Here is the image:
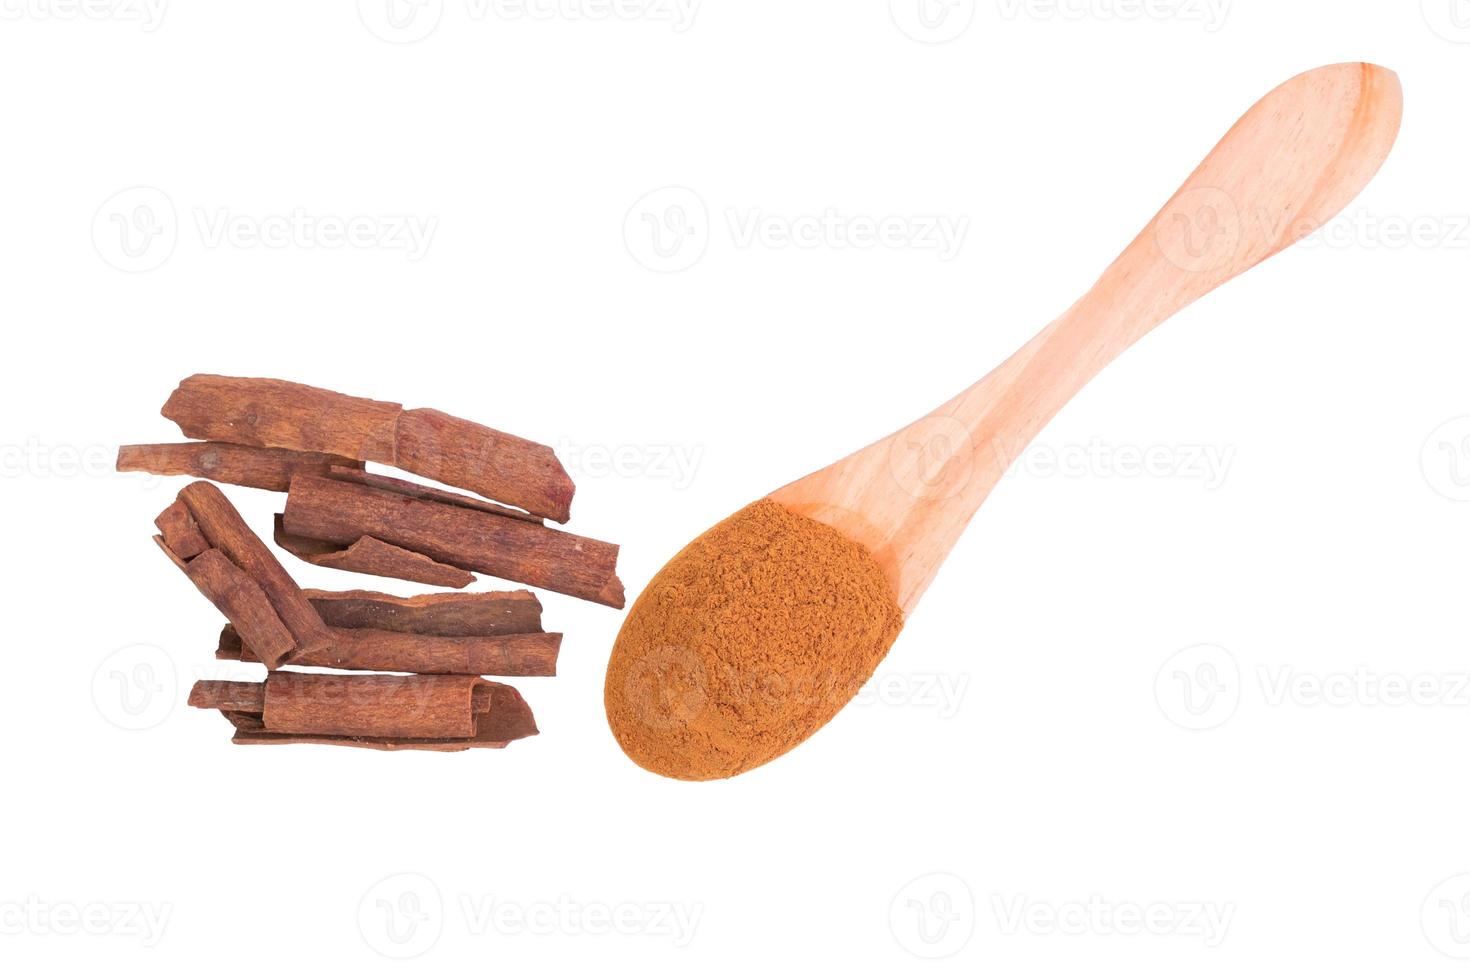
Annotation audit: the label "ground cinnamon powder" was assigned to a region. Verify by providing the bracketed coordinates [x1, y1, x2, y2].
[604, 498, 905, 780]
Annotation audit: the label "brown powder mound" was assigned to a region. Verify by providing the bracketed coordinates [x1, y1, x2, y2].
[604, 498, 905, 780]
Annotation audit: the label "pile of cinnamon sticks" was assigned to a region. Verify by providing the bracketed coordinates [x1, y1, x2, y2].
[121, 375, 622, 751]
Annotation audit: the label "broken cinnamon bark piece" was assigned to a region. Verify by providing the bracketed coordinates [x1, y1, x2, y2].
[117, 443, 363, 493]
[283, 475, 624, 608]
[188, 679, 267, 713]
[173, 482, 332, 654]
[302, 588, 544, 636]
[323, 467, 543, 524]
[188, 673, 539, 750]
[161, 375, 575, 522]
[273, 516, 475, 589]
[154, 500, 209, 559]
[218, 625, 560, 676]
[156, 538, 296, 668]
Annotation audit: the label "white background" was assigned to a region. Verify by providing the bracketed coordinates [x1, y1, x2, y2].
[3, 0, 1469, 976]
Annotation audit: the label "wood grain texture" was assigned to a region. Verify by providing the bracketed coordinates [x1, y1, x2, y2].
[156, 538, 296, 668]
[323, 466, 543, 523]
[188, 680, 266, 713]
[161, 375, 575, 522]
[218, 625, 561, 676]
[273, 515, 476, 589]
[283, 474, 624, 608]
[117, 442, 363, 492]
[177, 481, 333, 653]
[769, 63, 1403, 614]
[261, 672, 482, 739]
[154, 500, 209, 559]
[192, 677, 539, 750]
[301, 588, 544, 636]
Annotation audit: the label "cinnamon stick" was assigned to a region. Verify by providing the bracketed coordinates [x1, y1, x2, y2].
[154, 500, 209, 559]
[282, 475, 624, 608]
[188, 673, 538, 748]
[218, 625, 560, 676]
[302, 588, 543, 636]
[175, 482, 332, 654]
[118, 443, 363, 493]
[161, 375, 575, 522]
[273, 515, 475, 589]
[188, 679, 266, 713]
[159, 542, 295, 668]
[226, 679, 537, 750]
[324, 467, 542, 524]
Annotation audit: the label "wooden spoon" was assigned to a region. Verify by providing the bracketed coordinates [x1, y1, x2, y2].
[608, 63, 1403, 779]
[775, 61, 1402, 613]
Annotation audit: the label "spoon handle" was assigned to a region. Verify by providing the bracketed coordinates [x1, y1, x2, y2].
[772, 63, 1402, 614]
[968, 63, 1402, 449]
